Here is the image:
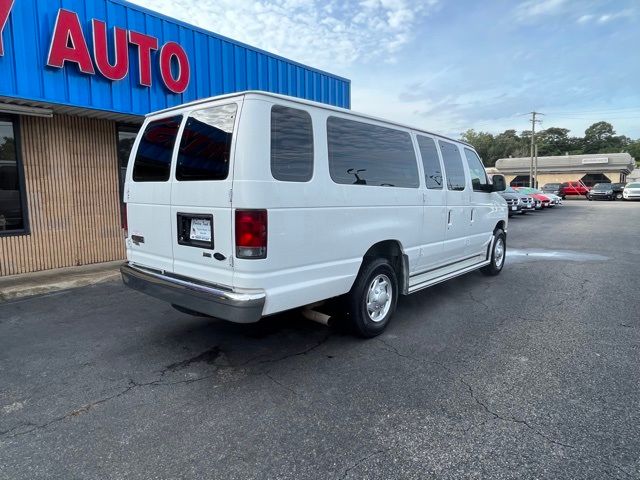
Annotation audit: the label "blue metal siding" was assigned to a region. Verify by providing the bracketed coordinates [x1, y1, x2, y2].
[0, 0, 350, 116]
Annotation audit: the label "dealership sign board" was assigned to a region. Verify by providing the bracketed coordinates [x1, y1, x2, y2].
[1, 1, 190, 93]
[0, 0, 349, 117]
[47, 9, 190, 94]
[581, 158, 609, 165]
[0, 0, 12, 57]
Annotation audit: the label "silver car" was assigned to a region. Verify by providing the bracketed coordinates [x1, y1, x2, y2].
[623, 182, 640, 200]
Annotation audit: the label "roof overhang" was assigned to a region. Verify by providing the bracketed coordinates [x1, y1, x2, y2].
[0, 97, 143, 124]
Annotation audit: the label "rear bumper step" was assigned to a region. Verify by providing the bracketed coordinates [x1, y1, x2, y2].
[120, 263, 265, 324]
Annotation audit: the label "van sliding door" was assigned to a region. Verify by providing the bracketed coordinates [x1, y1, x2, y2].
[439, 140, 470, 263]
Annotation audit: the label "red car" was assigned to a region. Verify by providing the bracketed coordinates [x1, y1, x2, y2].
[560, 181, 590, 197]
[514, 187, 551, 209]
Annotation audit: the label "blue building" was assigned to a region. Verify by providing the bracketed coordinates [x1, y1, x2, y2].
[0, 0, 350, 276]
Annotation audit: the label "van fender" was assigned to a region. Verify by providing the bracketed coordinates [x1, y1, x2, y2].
[358, 240, 409, 296]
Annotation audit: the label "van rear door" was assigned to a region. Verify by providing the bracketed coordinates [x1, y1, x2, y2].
[170, 100, 241, 288]
[125, 115, 183, 273]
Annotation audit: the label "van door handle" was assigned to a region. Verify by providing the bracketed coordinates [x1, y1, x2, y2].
[470, 208, 474, 223]
[447, 210, 452, 226]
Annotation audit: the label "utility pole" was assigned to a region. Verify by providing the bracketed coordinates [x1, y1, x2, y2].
[528, 111, 543, 188]
[534, 144, 538, 189]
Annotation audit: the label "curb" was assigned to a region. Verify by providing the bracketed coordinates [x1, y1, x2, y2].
[0, 261, 122, 303]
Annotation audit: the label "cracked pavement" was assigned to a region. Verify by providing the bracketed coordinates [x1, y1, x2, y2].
[1, 202, 639, 479]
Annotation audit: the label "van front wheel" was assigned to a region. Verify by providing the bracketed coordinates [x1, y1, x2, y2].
[480, 229, 506, 276]
[347, 258, 398, 338]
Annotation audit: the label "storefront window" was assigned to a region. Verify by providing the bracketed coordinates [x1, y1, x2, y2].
[117, 125, 139, 197]
[0, 116, 29, 236]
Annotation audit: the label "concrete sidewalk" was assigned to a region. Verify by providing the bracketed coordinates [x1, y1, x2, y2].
[0, 261, 121, 302]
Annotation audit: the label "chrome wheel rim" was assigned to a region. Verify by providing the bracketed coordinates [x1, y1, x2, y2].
[494, 237, 505, 268]
[366, 274, 392, 322]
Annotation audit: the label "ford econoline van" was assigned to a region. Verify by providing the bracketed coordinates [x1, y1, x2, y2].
[121, 92, 508, 337]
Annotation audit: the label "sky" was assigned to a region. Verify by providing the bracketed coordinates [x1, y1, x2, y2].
[130, 0, 640, 139]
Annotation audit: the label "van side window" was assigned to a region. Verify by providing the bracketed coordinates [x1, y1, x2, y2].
[463, 148, 489, 191]
[438, 140, 466, 191]
[176, 104, 237, 181]
[327, 117, 419, 188]
[133, 116, 182, 182]
[416, 135, 443, 189]
[271, 105, 313, 182]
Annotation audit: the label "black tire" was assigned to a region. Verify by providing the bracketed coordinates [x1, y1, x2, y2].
[346, 258, 398, 338]
[616, 193, 623, 200]
[480, 229, 506, 276]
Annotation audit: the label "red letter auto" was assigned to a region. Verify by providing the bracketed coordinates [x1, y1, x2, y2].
[45, 8, 190, 94]
[0, 0, 14, 56]
[47, 9, 95, 74]
[92, 19, 129, 81]
[159, 42, 190, 94]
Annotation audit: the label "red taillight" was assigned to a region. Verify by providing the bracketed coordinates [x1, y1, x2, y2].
[235, 209, 267, 259]
[121, 204, 128, 238]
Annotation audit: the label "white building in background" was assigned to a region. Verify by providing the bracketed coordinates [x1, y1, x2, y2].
[495, 153, 636, 187]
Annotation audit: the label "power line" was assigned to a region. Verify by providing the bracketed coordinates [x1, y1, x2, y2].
[545, 106, 640, 115]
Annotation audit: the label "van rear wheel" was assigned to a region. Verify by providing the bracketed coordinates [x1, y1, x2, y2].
[346, 258, 398, 338]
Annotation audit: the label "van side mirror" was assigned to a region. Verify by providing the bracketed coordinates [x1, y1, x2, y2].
[491, 174, 506, 192]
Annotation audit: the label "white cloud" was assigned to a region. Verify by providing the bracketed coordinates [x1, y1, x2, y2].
[127, 0, 438, 70]
[514, 0, 568, 21]
[597, 9, 634, 23]
[576, 14, 594, 24]
[575, 8, 635, 25]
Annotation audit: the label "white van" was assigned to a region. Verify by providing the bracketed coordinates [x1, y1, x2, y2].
[121, 91, 508, 337]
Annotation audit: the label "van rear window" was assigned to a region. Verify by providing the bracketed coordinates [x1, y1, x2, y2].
[327, 117, 419, 188]
[132, 116, 182, 182]
[176, 104, 237, 181]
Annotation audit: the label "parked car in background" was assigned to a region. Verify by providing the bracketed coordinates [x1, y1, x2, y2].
[505, 187, 536, 213]
[542, 192, 563, 205]
[587, 183, 615, 201]
[542, 183, 564, 198]
[623, 182, 640, 201]
[498, 189, 522, 216]
[561, 181, 590, 197]
[612, 183, 626, 201]
[515, 187, 552, 209]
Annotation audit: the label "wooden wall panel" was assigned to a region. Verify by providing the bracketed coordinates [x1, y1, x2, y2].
[0, 114, 125, 277]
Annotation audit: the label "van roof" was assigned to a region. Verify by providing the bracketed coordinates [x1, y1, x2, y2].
[149, 91, 473, 148]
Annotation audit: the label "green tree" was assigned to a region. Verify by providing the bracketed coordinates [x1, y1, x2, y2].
[583, 121, 616, 153]
[460, 129, 494, 165]
[458, 120, 638, 166]
[489, 129, 525, 163]
[537, 127, 571, 156]
[624, 140, 640, 164]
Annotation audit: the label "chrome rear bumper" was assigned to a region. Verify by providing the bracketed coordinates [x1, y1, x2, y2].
[120, 263, 265, 323]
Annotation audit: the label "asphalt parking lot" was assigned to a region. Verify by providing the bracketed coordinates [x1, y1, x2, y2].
[1, 201, 639, 480]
